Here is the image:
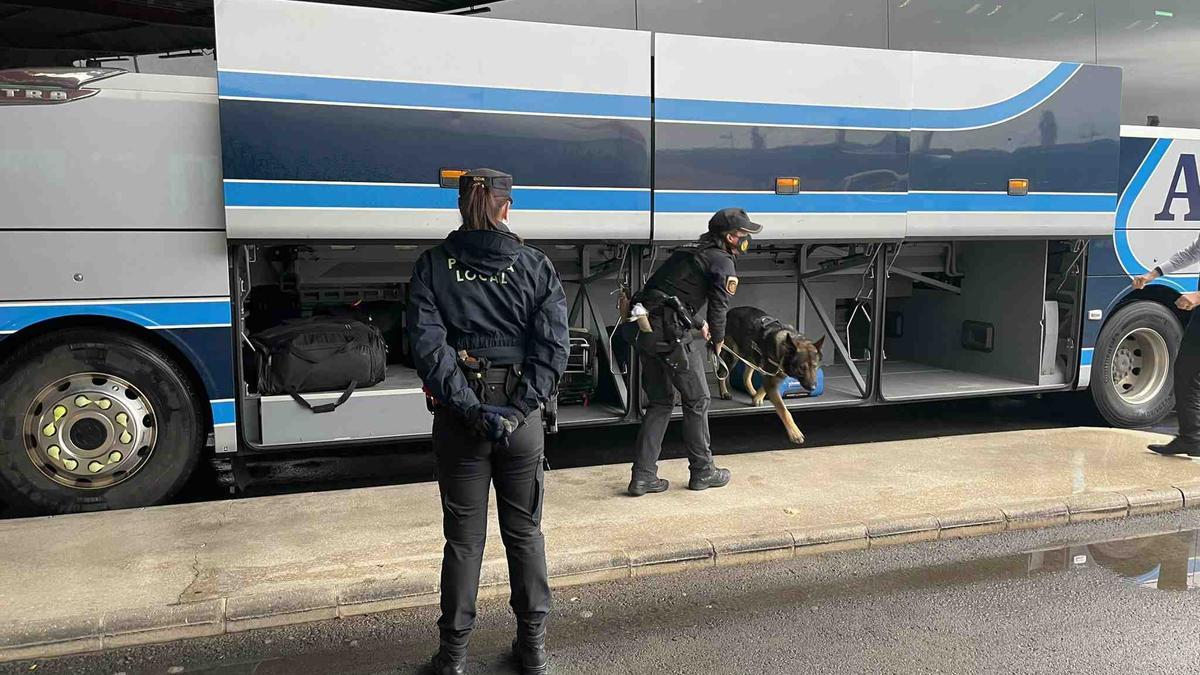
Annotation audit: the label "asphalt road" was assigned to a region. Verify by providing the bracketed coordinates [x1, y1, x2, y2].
[7, 510, 1197, 674]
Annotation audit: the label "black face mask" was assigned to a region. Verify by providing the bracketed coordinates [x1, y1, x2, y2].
[732, 232, 751, 253]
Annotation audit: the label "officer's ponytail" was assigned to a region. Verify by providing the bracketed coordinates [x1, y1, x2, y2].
[459, 182, 510, 232]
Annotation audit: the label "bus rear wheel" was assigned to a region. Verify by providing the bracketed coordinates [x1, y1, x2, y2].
[0, 328, 203, 514]
[1090, 301, 1182, 428]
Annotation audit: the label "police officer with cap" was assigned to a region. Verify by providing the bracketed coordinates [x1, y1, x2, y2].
[626, 207, 762, 496]
[408, 168, 569, 674]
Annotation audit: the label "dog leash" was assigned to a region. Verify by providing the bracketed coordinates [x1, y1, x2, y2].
[711, 343, 785, 385]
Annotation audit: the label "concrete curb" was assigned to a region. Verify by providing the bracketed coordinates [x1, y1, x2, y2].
[4, 481, 1200, 663]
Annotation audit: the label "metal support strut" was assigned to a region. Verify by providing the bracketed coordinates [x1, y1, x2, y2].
[797, 246, 869, 397]
[567, 248, 629, 412]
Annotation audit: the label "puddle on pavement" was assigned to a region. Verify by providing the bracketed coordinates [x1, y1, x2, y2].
[95, 530, 1200, 675]
[855, 528, 1200, 594]
[1037, 529, 1199, 591]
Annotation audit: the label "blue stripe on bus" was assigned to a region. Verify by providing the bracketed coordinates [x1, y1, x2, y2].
[655, 191, 1114, 214]
[1114, 138, 1173, 279]
[657, 63, 1080, 131]
[224, 182, 652, 211]
[656, 98, 912, 131]
[211, 400, 236, 426]
[1081, 348, 1093, 366]
[225, 183, 1114, 214]
[0, 299, 232, 333]
[218, 71, 652, 120]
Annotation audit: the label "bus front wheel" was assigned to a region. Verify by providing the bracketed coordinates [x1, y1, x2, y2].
[0, 328, 203, 514]
[1090, 301, 1182, 428]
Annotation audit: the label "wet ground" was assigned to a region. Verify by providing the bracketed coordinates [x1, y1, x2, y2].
[7, 510, 1198, 674]
[0, 391, 1173, 520]
[183, 392, 1175, 505]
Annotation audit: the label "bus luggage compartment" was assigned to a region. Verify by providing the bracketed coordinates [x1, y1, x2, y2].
[237, 243, 630, 448]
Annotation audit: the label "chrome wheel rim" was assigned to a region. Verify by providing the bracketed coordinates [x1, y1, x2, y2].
[24, 373, 157, 489]
[1111, 328, 1170, 406]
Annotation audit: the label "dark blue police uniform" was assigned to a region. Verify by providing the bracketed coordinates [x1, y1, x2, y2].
[408, 214, 568, 670]
[628, 208, 762, 495]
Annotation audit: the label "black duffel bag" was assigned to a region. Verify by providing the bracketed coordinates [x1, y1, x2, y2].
[253, 317, 386, 414]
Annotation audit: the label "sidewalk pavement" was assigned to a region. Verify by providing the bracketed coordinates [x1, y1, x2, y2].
[3, 426, 1200, 661]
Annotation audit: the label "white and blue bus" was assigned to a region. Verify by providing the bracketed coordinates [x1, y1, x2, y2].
[1, 0, 1195, 513]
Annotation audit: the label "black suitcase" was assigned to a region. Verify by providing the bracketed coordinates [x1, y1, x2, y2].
[252, 317, 387, 413]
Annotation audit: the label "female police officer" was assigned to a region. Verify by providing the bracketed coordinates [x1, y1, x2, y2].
[408, 169, 569, 675]
[627, 208, 761, 496]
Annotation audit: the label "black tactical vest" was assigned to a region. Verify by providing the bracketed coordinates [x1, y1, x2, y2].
[643, 247, 709, 314]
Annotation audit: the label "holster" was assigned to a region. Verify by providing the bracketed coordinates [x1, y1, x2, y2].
[543, 384, 559, 435]
[628, 307, 691, 375]
[456, 350, 559, 434]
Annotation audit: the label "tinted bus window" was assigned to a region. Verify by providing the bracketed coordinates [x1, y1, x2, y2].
[470, 0, 636, 30]
[1097, 1, 1200, 128]
[889, 0, 1095, 63]
[637, 0, 887, 48]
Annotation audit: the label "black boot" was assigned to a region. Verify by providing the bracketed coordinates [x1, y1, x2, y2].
[1149, 438, 1200, 457]
[512, 623, 549, 675]
[429, 646, 467, 675]
[627, 477, 669, 497]
[688, 466, 731, 491]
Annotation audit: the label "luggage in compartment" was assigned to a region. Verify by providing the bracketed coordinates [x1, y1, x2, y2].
[312, 299, 410, 365]
[252, 317, 387, 413]
[558, 328, 599, 405]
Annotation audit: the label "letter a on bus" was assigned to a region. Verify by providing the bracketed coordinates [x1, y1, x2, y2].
[1155, 154, 1200, 221]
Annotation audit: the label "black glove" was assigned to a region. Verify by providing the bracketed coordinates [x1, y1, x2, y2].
[466, 407, 508, 444]
[480, 404, 525, 439]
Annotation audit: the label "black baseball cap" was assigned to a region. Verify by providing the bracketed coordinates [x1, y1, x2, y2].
[708, 207, 763, 235]
[458, 168, 513, 199]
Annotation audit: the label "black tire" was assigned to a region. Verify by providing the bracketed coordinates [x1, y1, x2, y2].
[1090, 300, 1182, 428]
[0, 328, 204, 514]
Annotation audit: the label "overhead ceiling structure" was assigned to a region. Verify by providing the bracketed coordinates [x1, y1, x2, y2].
[0, 0, 497, 67]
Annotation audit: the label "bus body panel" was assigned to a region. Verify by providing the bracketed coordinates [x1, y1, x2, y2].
[0, 77, 222, 231]
[908, 55, 1120, 241]
[650, 32, 1121, 242]
[652, 32, 910, 242]
[0, 71, 237, 453]
[1080, 127, 1200, 389]
[214, 0, 652, 242]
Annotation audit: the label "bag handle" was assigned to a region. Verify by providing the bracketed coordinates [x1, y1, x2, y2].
[277, 336, 358, 413]
[288, 380, 358, 414]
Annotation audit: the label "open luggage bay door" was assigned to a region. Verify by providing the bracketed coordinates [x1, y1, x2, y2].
[214, 0, 652, 241]
[651, 31, 1121, 242]
[906, 52, 1122, 240]
[651, 32, 913, 243]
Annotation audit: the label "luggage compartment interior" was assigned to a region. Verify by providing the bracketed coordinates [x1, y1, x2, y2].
[235, 242, 632, 448]
[880, 239, 1083, 401]
[637, 242, 875, 416]
[232, 236, 1084, 446]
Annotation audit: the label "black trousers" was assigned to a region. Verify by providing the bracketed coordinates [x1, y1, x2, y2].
[631, 339, 715, 482]
[1175, 313, 1200, 444]
[431, 404, 549, 652]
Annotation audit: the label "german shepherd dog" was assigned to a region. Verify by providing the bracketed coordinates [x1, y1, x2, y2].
[717, 306, 824, 446]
